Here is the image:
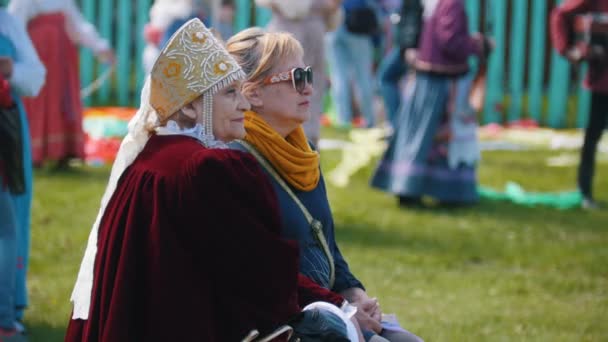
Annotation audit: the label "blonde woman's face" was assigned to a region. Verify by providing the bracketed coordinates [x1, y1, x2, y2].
[212, 80, 251, 141]
[253, 54, 313, 135]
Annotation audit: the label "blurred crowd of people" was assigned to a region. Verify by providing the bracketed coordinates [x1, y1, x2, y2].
[0, 0, 606, 341]
[255, 0, 605, 210]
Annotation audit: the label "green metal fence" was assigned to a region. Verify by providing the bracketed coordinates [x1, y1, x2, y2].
[72, 0, 589, 128]
[77, 0, 150, 107]
[464, 0, 590, 128]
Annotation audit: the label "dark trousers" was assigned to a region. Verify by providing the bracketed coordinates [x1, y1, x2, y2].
[578, 92, 608, 199]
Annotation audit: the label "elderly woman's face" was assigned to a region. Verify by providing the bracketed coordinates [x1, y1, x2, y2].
[181, 80, 250, 141]
[211, 80, 250, 141]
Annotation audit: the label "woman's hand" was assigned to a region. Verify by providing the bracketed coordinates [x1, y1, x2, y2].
[369, 298, 382, 322]
[352, 299, 383, 333]
[566, 45, 588, 64]
[0, 56, 14, 79]
[404, 48, 418, 65]
[361, 297, 382, 323]
[341, 287, 383, 333]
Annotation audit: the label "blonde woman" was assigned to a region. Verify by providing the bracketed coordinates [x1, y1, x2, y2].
[227, 28, 423, 342]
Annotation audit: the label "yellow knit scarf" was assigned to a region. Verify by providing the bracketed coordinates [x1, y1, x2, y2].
[243, 110, 320, 191]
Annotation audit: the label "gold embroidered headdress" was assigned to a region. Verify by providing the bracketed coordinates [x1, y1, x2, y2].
[150, 18, 245, 146]
[70, 18, 245, 320]
[150, 18, 243, 120]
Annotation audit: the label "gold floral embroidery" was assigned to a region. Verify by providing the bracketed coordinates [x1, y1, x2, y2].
[213, 61, 229, 76]
[163, 62, 182, 78]
[192, 31, 207, 44]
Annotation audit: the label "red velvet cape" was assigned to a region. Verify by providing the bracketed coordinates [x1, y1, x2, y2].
[65, 135, 302, 341]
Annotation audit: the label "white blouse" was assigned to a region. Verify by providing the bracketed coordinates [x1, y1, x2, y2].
[155, 120, 228, 149]
[155, 120, 206, 142]
[8, 0, 109, 54]
[0, 9, 46, 97]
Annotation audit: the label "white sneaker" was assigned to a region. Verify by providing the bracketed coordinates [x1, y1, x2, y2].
[582, 197, 601, 210]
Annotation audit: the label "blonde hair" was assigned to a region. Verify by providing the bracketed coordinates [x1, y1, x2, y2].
[226, 27, 304, 93]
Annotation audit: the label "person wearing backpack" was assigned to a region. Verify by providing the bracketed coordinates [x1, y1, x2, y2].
[326, 0, 381, 128]
[376, 0, 423, 129]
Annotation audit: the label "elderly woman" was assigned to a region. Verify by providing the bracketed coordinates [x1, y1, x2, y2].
[64, 19, 341, 342]
[227, 28, 423, 342]
[0, 6, 45, 341]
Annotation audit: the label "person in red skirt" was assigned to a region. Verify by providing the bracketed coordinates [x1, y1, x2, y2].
[8, 0, 114, 168]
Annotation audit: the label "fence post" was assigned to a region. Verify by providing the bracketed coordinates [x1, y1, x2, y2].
[547, 52, 570, 128]
[234, 0, 251, 32]
[79, 0, 95, 107]
[483, 0, 507, 123]
[528, 0, 547, 123]
[116, 0, 133, 106]
[97, 0, 114, 104]
[465, 0, 481, 73]
[465, 0, 480, 32]
[255, 5, 272, 27]
[508, 0, 528, 122]
[135, 0, 152, 106]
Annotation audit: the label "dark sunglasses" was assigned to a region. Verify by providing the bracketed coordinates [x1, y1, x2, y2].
[263, 66, 313, 93]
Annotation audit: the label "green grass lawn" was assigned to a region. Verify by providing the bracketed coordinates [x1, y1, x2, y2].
[24, 131, 608, 341]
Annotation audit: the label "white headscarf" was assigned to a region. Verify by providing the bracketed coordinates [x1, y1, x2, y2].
[70, 78, 157, 319]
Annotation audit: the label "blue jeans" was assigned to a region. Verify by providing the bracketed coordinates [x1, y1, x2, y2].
[0, 188, 17, 329]
[326, 26, 375, 127]
[377, 47, 408, 127]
